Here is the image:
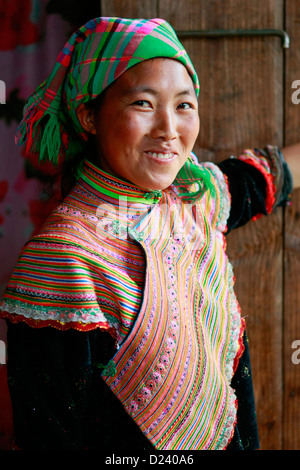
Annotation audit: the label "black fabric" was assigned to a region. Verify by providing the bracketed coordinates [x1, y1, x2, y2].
[218, 158, 268, 234]
[226, 333, 260, 450]
[6, 322, 258, 451]
[6, 322, 154, 451]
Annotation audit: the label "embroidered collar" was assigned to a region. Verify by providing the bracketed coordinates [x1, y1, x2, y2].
[80, 160, 162, 205]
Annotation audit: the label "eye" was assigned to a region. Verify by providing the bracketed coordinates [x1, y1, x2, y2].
[177, 102, 193, 110]
[132, 100, 151, 108]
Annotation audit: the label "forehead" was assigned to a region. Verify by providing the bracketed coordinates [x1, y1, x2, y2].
[108, 58, 197, 97]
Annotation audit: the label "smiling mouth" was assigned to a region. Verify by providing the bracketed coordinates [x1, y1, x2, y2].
[145, 151, 177, 162]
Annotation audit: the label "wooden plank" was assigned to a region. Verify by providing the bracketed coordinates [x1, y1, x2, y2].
[283, 197, 300, 449]
[283, 0, 300, 450]
[159, 0, 284, 449]
[159, 0, 284, 159]
[227, 214, 283, 450]
[158, 0, 283, 30]
[100, 0, 157, 18]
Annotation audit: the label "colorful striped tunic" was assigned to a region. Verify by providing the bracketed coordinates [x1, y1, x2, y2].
[0, 149, 289, 449]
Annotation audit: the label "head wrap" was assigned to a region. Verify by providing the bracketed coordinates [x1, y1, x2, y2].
[16, 17, 199, 166]
[16, 16, 215, 202]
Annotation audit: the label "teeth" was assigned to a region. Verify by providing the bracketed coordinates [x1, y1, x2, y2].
[148, 152, 174, 159]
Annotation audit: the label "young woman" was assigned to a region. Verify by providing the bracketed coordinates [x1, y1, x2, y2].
[0, 17, 298, 451]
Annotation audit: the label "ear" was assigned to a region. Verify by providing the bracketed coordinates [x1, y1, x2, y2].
[76, 103, 97, 135]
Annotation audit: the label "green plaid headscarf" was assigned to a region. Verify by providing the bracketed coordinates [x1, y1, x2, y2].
[16, 16, 214, 201]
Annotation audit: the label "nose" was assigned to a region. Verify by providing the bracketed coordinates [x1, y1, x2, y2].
[150, 107, 177, 141]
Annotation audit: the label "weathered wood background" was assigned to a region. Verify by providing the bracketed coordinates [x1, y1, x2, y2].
[99, 0, 300, 450]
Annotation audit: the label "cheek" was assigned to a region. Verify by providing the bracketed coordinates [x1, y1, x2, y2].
[181, 115, 200, 147]
[114, 115, 148, 146]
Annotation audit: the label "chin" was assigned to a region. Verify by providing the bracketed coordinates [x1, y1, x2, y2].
[140, 175, 176, 192]
[142, 181, 173, 191]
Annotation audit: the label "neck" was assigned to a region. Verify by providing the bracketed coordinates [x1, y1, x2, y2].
[80, 159, 163, 205]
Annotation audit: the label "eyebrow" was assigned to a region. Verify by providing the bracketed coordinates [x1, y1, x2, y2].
[124, 85, 196, 98]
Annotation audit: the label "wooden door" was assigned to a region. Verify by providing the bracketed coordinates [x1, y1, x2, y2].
[101, 0, 300, 450]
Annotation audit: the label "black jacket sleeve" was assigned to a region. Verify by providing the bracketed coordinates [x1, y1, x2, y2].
[6, 322, 154, 450]
[218, 147, 293, 233]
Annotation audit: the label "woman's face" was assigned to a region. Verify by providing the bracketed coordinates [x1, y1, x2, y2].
[81, 58, 200, 191]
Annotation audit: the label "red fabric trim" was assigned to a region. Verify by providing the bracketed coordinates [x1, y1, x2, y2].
[239, 156, 276, 216]
[0, 310, 115, 334]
